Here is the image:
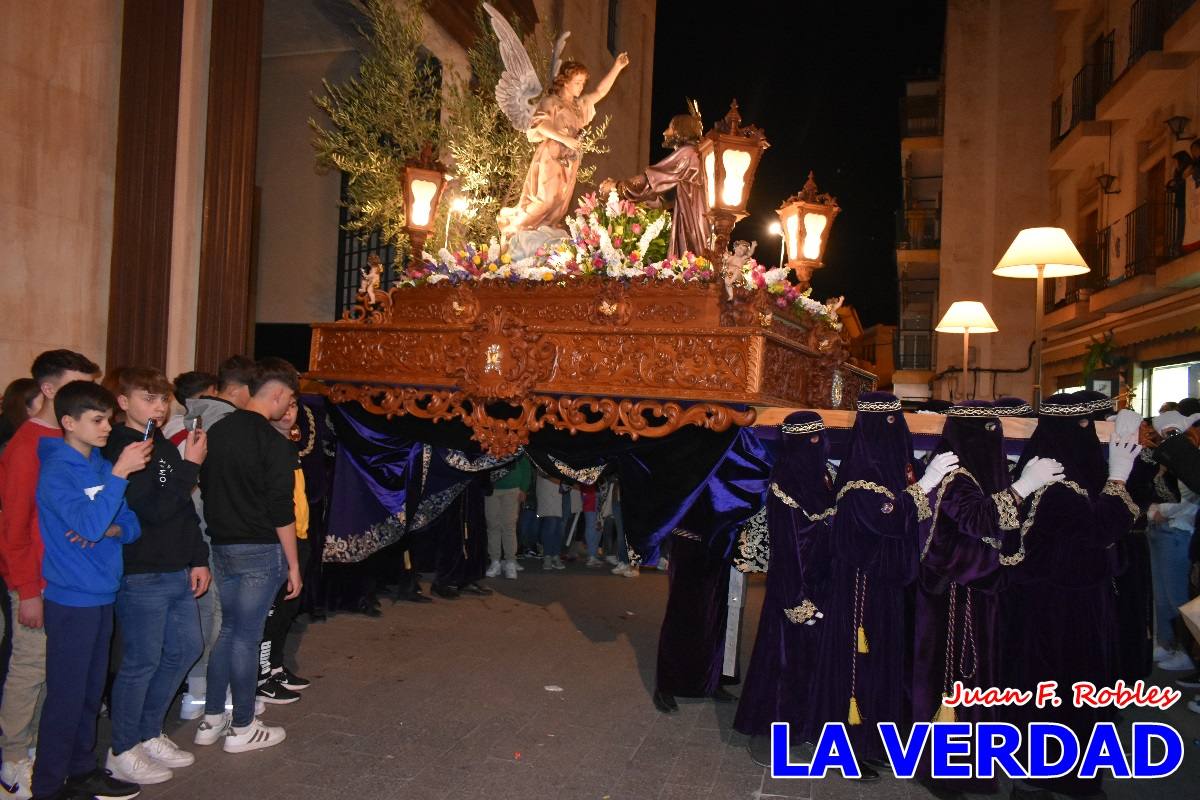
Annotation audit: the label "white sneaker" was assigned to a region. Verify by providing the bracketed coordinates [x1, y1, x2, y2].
[0, 758, 34, 800]
[503, 560, 518, 580]
[218, 688, 266, 716]
[1154, 644, 1173, 662]
[1159, 650, 1196, 671]
[514, 560, 525, 571]
[140, 734, 195, 768]
[551, 556, 566, 570]
[194, 712, 232, 745]
[622, 565, 640, 578]
[223, 718, 286, 753]
[656, 558, 669, 571]
[604, 554, 619, 565]
[485, 560, 502, 578]
[106, 745, 173, 784]
[585, 556, 603, 568]
[179, 692, 205, 720]
[611, 561, 628, 575]
[543, 556, 555, 570]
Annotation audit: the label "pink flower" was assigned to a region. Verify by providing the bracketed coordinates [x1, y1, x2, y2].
[592, 255, 605, 268]
[644, 265, 656, 276]
[752, 272, 766, 288]
[631, 223, 643, 235]
[613, 237, 623, 248]
[776, 297, 788, 308]
[629, 251, 640, 262]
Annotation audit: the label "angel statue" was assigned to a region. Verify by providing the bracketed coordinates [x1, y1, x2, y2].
[722, 240, 757, 300]
[484, 3, 629, 258]
[358, 253, 383, 306]
[600, 100, 709, 259]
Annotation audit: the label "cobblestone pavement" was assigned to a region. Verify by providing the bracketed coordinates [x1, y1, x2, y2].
[114, 563, 1198, 799]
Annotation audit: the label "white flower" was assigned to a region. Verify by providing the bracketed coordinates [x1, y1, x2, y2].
[487, 239, 501, 262]
[635, 214, 667, 259]
[605, 190, 622, 218]
[427, 274, 448, 284]
[437, 247, 455, 265]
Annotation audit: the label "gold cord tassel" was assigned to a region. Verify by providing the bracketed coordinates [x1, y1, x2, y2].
[935, 699, 956, 723]
[848, 696, 862, 725]
[857, 625, 869, 654]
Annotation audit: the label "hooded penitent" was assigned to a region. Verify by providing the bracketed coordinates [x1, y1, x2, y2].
[913, 401, 1017, 794]
[808, 392, 928, 761]
[734, 411, 835, 738]
[1001, 391, 1139, 797]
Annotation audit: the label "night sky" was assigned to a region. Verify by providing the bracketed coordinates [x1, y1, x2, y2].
[648, 0, 946, 326]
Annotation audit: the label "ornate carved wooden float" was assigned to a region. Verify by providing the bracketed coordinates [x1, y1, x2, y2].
[307, 280, 876, 455]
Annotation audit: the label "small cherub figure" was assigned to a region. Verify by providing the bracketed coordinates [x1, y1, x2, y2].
[359, 254, 383, 306]
[721, 240, 757, 300]
[825, 295, 845, 314]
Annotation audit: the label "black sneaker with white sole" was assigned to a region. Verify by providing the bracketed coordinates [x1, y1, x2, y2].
[256, 675, 301, 704]
[274, 666, 311, 691]
[65, 767, 140, 800]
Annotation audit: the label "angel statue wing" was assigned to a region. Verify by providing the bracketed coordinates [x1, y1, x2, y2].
[548, 30, 571, 92]
[483, 3, 542, 132]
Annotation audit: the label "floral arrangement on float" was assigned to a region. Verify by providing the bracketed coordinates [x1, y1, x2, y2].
[395, 191, 843, 332]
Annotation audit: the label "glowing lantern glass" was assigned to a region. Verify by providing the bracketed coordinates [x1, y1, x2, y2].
[697, 101, 768, 216]
[777, 172, 840, 280]
[401, 144, 448, 264]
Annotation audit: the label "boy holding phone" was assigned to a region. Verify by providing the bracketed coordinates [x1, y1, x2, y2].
[101, 368, 210, 785]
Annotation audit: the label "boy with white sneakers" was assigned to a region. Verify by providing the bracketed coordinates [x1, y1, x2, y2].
[101, 369, 211, 785]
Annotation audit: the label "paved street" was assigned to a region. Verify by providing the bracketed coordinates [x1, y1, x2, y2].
[114, 562, 1200, 799]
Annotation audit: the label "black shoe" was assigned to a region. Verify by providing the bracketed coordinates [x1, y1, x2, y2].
[1176, 670, 1200, 688]
[274, 666, 311, 691]
[854, 761, 880, 783]
[719, 674, 741, 686]
[712, 686, 738, 703]
[432, 584, 460, 599]
[256, 675, 301, 705]
[66, 768, 140, 800]
[747, 734, 773, 767]
[652, 690, 678, 713]
[354, 597, 383, 617]
[457, 582, 493, 596]
[402, 589, 433, 604]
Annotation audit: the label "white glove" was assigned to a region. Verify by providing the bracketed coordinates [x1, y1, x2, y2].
[1112, 409, 1143, 440]
[917, 452, 959, 494]
[1107, 433, 1143, 483]
[1011, 456, 1064, 498]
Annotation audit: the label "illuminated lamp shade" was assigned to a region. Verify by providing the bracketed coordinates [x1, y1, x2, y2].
[697, 100, 769, 261]
[992, 227, 1090, 278]
[704, 151, 716, 209]
[935, 301, 998, 334]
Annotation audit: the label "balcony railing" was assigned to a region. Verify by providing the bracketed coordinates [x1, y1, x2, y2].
[896, 208, 941, 250]
[1044, 228, 1110, 313]
[897, 330, 934, 371]
[1129, 0, 1166, 68]
[1124, 195, 1180, 278]
[900, 94, 942, 138]
[1051, 51, 1113, 146]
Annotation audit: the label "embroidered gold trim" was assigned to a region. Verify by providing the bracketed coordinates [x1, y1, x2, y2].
[770, 482, 836, 521]
[782, 420, 825, 434]
[1102, 480, 1139, 519]
[784, 599, 820, 624]
[1039, 402, 1096, 417]
[946, 406, 999, 418]
[905, 483, 932, 521]
[673, 529, 702, 542]
[856, 399, 902, 412]
[297, 405, 317, 458]
[992, 490, 1019, 531]
[921, 468, 963, 559]
[836, 480, 896, 502]
[992, 402, 1032, 417]
[1001, 480, 1089, 566]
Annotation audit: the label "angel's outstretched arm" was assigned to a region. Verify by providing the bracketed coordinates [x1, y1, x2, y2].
[531, 119, 580, 152]
[582, 52, 629, 106]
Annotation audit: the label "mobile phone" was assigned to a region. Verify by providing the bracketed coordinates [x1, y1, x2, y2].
[187, 415, 203, 433]
[142, 419, 156, 441]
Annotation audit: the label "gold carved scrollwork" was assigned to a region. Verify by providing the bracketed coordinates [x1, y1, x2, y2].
[587, 283, 632, 326]
[441, 284, 480, 325]
[445, 307, 556, 401]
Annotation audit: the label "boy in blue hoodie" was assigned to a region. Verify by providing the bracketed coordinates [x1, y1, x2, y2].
[31, 381, 150, 800]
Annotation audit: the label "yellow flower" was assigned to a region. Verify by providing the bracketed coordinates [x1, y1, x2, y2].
[542, 272, 554, 281]
[488, 263, 498, 272]
[501, 253, 512, 264]
[472, 254, 482, 265]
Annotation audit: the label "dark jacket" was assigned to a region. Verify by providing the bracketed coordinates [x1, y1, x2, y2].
[1154, 429, 1200, 561]
[103, 425, 208, 574]
[199, 410, 296, 545]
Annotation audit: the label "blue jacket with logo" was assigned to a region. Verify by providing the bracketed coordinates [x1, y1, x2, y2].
[35, 438, 140, 606]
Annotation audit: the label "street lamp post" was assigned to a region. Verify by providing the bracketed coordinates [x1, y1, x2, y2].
[698, 100, 770, 261]
[992, 227, 1090, 409]
[776, 172, 840, 289]
[935, 301, 998, 400]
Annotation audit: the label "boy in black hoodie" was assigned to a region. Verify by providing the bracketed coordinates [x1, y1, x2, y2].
[101, 369, 210, 786]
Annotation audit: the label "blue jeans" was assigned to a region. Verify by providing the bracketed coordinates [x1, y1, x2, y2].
[583, 510, 600, 557]
[111, 570, 202, 754]
[1148, 521, 1192, 648]
[205, 544, 284, 725]
[539, 515, 564, 559]
[32, 602, 112, 797]
[517, 507, 539, 551]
